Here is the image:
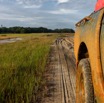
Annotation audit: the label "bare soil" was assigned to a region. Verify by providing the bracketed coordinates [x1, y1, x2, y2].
[42, 37, 76, 103]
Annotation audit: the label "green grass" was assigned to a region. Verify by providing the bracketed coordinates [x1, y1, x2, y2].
[0, 34, 57, 103]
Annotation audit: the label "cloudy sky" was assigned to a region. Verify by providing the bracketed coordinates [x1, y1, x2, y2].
[0, 0, 96, 29]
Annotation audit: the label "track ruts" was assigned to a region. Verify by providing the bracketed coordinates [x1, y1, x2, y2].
[42, 37, 76, 103]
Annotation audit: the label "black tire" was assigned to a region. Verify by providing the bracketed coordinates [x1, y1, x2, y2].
[76, 58, 94, 103]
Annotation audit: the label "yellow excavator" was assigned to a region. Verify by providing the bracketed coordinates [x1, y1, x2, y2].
[74, 0, 104, 103]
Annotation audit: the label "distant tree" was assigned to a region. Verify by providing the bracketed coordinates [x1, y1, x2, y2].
[0, 26, 75, 34]
[0, 28, 2, 33]
[53, 28, 75, 33]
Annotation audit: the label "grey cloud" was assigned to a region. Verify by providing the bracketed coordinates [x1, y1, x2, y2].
[0, 0, 97, 29]
[57, 0, 69, 4]
[16, 0, 43, 8]
[48, 8, 78, 14]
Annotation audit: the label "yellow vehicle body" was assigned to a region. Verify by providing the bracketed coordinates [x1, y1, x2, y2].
[74, 8, 104, 102]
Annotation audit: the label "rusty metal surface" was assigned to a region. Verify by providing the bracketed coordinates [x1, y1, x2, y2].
[74, 8, 104, 102]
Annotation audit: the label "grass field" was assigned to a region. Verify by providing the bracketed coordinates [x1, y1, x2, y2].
[0, 33, 59, 103]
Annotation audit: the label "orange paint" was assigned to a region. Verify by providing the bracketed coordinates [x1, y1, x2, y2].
[95, 0, 104, 11]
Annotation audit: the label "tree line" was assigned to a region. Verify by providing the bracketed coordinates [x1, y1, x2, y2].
[0, 27, 75, 34]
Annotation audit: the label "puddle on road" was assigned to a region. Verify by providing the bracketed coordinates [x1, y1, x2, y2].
[0, 38, 22, 44]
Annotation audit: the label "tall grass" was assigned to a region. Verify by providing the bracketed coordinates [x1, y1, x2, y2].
[0, 34, 55, 103]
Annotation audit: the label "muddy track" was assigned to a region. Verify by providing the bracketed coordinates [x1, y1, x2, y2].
[42, 37, 76, 103]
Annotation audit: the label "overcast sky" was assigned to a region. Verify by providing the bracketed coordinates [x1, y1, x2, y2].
[0, 0, 96, 29]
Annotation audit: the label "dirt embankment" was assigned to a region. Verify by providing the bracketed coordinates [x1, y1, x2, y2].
[42, 37, 76, 103]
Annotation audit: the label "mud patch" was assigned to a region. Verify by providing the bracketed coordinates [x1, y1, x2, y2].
[0, 38, 22, 44]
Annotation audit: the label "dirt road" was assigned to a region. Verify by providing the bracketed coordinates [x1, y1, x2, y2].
[42, 37, 76, 103]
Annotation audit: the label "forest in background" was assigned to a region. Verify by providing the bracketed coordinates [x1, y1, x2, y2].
[0, 26, 75, 34]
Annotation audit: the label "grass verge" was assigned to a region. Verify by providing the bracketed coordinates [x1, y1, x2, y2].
[0, 34, 56, 103]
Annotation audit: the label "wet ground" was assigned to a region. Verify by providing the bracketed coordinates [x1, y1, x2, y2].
[42, 37, 76, 103]
[0, 38, 22, 44]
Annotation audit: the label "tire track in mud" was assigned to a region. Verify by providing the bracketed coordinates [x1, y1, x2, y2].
[42, 37, 76, 103]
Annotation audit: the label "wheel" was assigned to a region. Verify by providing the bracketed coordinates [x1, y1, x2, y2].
[76, 58, 94, 103]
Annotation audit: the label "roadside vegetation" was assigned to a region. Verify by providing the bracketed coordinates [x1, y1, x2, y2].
[0, 33, 58, 103]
